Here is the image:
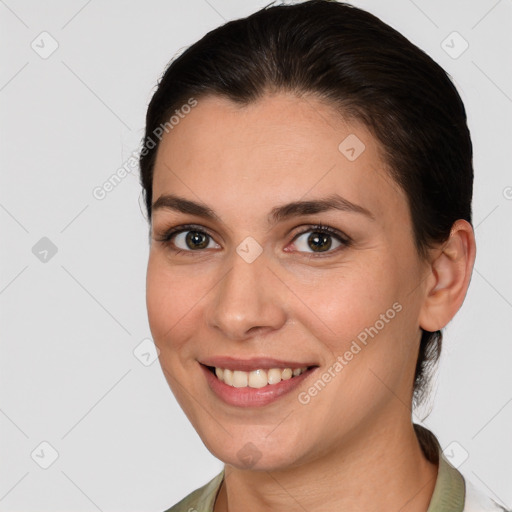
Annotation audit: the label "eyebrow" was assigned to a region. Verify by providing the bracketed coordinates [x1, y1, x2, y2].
[151, 193, 375, 224]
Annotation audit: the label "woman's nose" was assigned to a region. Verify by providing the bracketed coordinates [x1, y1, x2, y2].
[206, 247, 287, 341]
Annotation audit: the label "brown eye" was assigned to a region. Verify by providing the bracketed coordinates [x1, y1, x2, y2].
[172, 230, 219, 251]
[306, 232, 332, 252]
[155, 224, 221, 254]
[183, 231, 210, 250]
[292, 226, 349, 254]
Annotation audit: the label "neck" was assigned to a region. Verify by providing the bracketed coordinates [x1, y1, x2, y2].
[214, 416, 438, 512]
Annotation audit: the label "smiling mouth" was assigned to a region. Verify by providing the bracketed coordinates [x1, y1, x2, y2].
[206, 365, 314, 388]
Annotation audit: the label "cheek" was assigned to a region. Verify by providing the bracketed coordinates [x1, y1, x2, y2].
[146, 254, 169, 341]
[290, 254, 412, 404]
[292, 256, 399, 348]
[315, 260, 420, 402]
[145, 252, 205, 349]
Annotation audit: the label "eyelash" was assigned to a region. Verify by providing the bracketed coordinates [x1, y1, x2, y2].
[155, 223, 352, 257]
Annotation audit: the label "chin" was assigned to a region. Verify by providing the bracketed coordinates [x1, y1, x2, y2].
[203, 431, 307, 472]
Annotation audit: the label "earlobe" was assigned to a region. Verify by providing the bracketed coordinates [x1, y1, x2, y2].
[418, 220, 476, 332]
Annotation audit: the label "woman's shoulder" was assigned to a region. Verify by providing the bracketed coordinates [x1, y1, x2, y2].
[463, 478, 511, 512]
[162, 470, 224, 512]
[414, 424, 510, 512]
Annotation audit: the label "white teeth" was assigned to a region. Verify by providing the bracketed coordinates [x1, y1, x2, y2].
[281, 368, 293, 380]
[267, 368, 282, 385]
[249, 369, 268, 388]
[213, 366, 309, 388]
[223, 369, 234, 386]
[232, 370, 248, 388]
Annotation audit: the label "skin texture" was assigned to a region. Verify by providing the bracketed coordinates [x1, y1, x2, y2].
[145, 92, 476, 512]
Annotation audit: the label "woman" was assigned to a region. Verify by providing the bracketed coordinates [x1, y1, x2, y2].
[139, 1, 508, 510]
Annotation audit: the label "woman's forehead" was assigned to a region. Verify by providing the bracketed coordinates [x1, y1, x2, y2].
[152, 93, 405, 220]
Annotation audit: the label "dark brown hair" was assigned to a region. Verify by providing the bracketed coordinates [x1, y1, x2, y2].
[139, 0, 473, 406]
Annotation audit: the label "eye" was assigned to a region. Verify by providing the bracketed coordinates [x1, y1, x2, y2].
[155, 223, 351, 257]
[155, 224, 220, 254]
[290, 225, 350, 255]
[173, 230, 218, 251]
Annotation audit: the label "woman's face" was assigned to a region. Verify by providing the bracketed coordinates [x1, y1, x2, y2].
[146, 92, 430, 470]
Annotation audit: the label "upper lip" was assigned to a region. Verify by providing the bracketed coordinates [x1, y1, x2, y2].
[200, 356, 317, 372]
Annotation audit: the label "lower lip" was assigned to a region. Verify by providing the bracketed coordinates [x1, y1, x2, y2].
[201, 364, 316, 407]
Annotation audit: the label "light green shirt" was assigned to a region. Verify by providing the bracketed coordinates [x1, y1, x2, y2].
[164, 425, 509, 512]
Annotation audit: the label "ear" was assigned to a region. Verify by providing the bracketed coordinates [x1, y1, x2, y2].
[418, 219, 476, 332]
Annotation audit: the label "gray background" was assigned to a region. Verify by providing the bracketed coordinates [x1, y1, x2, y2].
[1, 0, 511, 510]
